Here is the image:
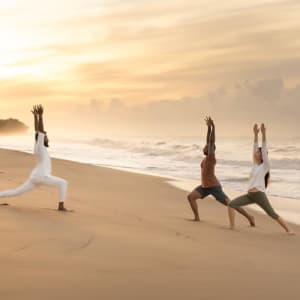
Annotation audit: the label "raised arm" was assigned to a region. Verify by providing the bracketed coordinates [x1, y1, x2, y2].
[205, 116, 212, 145]
[36, 105, 45, 132]
[261, 123, 266, 144]
[31, 105, 38, 131]
[253, 124, 259, 162]
[260, 123, 269, 166]
[208, 117, 215, 154]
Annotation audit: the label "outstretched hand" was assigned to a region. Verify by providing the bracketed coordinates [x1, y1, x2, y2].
[261, 123, 266, 134]
[205, 116, 210, 126]
[31, 105, 38, 115]
[253, 124, 259, 135]
[36, 104, 44, 115]
[205, 116, 213, 127]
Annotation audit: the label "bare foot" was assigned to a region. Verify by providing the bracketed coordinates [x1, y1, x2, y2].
[287, 231, 295, 235]
[249, 215, 256, 227]
[58, 202, 72, 212]
[185, 218, 200, 222]
[58, 207, 69, 212]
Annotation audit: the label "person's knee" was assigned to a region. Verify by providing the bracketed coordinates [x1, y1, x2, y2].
[57, 178, 68, 190]
[62, 179, 68, 189]
[228, 201, 236, 209]
[219, 197, 229, 206]
[269, 211, 279, 220]
[187, 193, 195, 202]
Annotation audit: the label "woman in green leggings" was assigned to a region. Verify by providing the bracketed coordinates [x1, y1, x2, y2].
[228, 123, 294, 234]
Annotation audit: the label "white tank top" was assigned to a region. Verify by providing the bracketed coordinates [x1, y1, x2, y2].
[248, 142, 270, 192]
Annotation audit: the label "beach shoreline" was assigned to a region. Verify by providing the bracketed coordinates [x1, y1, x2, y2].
[1, 134, 299, 201]
[2, 146, 299, 226]
[0, 148, 299, 300]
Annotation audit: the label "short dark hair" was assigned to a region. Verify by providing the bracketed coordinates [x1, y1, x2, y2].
[35, 131, 47, 141]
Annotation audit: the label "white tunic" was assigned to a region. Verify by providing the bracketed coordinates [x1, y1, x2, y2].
[248, 141, 270, 192]
[30, 132, 52, 180]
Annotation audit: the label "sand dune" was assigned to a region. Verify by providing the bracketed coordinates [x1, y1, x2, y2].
[0, 149, 299, 300]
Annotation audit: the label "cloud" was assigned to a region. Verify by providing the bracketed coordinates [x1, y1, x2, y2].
[0, 79, 57, 99]
[1, 77, 299, 138]
[1, 0, 300, 139]
[2, 1, 300, 101]
[78, 78, 300, 137]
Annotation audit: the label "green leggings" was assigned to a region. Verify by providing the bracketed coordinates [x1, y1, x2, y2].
[229, 191, 279, 219]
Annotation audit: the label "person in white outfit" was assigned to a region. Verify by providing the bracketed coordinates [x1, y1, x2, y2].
[0, 105, 69, 211]
[228, 123, 293, 234]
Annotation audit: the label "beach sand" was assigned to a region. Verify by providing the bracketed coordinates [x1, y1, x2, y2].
[0, 149, 299, 300]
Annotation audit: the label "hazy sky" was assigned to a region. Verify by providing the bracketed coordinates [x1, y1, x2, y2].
[1, 0, 300, 137]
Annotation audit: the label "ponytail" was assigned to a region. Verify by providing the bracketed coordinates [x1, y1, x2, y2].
[258, 147, 270, 188]
[265, 172, 270, 188]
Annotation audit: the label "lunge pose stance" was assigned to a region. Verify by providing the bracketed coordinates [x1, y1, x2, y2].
[0, 105, 69, 211]
[187, 117, 254, 225]
[228, 124, 293, 234]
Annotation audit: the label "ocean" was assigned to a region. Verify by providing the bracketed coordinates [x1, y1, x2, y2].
[1, 134, 300, 224]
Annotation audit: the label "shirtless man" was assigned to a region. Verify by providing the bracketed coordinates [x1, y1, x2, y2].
[187, 117, 255, 226]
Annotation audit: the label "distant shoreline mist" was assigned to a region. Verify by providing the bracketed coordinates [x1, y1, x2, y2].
[0, 118, 28, 135]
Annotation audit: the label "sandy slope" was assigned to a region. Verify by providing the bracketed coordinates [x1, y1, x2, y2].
[0, 149, 299, 300]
